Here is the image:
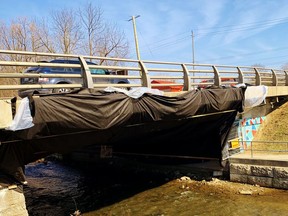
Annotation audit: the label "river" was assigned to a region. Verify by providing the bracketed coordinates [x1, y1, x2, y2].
[24, 157, 288, 216]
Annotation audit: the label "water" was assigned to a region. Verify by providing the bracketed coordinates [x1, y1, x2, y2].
[24, 157, 172, 215]
[24, 157, 288, 216]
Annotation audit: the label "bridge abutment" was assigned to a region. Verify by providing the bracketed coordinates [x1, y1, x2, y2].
[229, 157, 288, 189]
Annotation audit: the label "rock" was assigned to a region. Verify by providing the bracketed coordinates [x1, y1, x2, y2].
[239, 190, 253, 195]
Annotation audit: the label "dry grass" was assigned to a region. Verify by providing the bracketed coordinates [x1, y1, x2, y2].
[252, 101, 288, 151]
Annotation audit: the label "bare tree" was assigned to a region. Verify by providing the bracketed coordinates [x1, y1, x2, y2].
[51, 9, 83, 54]
[33, 18, 56, 54]
[97, 23, 129, 65]
[0, 2, 130, 61]
[78, 2, 104, 56]
[79, 3, 129, 63]
[0, 18, 40, 62]
[251, 64, 265, 68]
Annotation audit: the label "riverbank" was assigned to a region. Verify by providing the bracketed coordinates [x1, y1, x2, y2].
[83, 176, 288, 216]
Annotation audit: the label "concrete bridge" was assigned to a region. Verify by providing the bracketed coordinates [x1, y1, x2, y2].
[0, 50, 288, 215]
[0, 49, 288, 156]
[0, 49, 288, 164]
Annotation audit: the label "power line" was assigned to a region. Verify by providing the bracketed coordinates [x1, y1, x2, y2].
[136, 16, 288, 64]
[205, 46, 288, 62]
[137, 28, 155, 59]
[195, 16, 288, 31]
[144, 16, 288, 50]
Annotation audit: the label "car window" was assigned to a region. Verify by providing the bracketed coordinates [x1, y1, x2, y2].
[50, 67, 65, 72]
[90, 69, 107, 75]
[24, 67, 39, 73]
[44, 59, 105, 74]
[71, 68, 82, 73]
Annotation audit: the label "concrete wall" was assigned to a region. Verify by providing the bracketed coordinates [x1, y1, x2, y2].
[0, 185, 28, 216]
[229, 160, 288, 189]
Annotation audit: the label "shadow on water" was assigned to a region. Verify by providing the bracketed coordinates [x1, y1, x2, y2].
[24, 156, 211, 216]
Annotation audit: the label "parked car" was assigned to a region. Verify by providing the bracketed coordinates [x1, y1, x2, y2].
[18, 59, 130, 98]
[198, 78, 237, 89]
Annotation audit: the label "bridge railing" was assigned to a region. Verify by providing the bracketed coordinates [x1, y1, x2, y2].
[240, 140, 288, 158]
[0, 49, 287, 97]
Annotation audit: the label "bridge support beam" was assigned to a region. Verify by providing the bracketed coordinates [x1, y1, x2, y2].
[267, 86, 288, 97]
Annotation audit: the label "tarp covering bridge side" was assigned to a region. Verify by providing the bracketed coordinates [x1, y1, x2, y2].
[0, 87, 245, 183]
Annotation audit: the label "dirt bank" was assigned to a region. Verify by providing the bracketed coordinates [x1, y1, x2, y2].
[175, 176, 287, 196]
[83, 176, 288, 216]
[254, 101, 288, 142]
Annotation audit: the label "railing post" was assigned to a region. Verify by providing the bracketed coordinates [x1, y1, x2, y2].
[271, 69, 278, 86]
[181, 64, 191, 91]
[78, 56, 94, 88]
[251, 141, 253, 158]
[253, 68, 261, 86]
[212, 65, 221, 87]
[237, 67, 244, 84]
[285, 70, 288, 86]
[138, 61, 151, 88]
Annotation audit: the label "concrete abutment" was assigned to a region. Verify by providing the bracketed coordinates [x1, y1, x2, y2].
[229, 157, 288, 189]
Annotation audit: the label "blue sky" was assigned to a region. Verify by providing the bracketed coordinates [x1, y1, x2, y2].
[1, 0, 288, 69]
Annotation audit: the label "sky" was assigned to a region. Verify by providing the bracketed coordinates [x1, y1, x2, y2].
[1, 0, 288, 69]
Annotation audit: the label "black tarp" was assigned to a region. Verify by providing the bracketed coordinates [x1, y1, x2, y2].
[0, 87, 245, 183]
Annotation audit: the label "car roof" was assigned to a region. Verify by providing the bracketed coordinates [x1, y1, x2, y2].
[50, 59, 97, 65]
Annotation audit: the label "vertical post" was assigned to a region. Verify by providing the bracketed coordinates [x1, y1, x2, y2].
[285, 71, 288, 86]
[191, 30, 195, 68]
[78, 56, 94, 88]
[181, 64, 191, 91]
[271, 69, 278, 86]
[251, 141, 253, 158]
[237, 67, 244, 84]
[253, 68, 261, 86]
[212, 66, 221, 87]
[138, 61, 151, 88]
[129, 15, 141, 60]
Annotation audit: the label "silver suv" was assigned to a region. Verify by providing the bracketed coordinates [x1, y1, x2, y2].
[18, 59, 130, 98]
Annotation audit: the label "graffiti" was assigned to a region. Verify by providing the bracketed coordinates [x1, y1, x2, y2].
[238, 117, 266, 149]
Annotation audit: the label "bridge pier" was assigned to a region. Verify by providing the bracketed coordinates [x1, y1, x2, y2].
[0, 175, 28, 216]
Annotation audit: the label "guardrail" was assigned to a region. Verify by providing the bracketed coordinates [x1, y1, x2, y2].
[0, 49, 288, 97]
[241, 140, 288, 158]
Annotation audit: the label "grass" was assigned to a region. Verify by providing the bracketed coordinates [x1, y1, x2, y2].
[252, 101, 288, 152]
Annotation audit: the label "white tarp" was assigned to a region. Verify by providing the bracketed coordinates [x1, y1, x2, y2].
[244, 85, 268, 108]
[104, 86, 164, 99]
[5, 97, 34, 131]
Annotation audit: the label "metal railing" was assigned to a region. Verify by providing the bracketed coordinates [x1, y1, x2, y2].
[0, 49, 288, 95]
[241, 140, 288, 158]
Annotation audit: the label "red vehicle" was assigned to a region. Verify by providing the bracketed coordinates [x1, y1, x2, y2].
[151, 80, 183, 92]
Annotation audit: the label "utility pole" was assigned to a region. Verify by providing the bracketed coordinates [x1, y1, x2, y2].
[191, 30, 195, 67]
[128, 15, 141, 60]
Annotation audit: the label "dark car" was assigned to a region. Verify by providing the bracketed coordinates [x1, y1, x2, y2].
[18, 59, 130, 97]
